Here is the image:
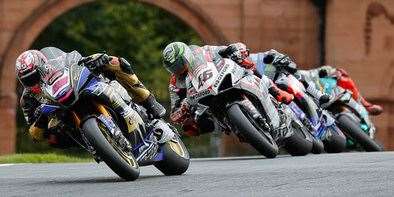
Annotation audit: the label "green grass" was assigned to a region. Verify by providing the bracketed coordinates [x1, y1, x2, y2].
[0, 153, 92, 164]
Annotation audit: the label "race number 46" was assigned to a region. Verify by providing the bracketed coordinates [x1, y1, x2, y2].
[198, 70, 213, 88]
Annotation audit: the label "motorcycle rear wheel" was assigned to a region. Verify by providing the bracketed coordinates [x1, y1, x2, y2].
[154, 135, 190, 176]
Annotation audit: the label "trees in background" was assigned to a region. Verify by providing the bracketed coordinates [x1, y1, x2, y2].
[32, 0, 202, 102]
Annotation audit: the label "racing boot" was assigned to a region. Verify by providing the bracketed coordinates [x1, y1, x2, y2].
[361, 97, 383, 116]
[122, 107, 145, 134]
[335, 69, 383, 115]
[318, 94, 331, 105]
[302, 78, 331, 106]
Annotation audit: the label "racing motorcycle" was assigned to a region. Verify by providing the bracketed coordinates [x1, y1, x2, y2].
[319, 76, 382, 151]
[185, 49, 314, 158]
[274, 73, 347, 153]
[35, 55, 190, 181]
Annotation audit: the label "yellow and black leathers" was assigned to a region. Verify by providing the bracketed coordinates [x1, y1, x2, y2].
[85, 53, 166, 118]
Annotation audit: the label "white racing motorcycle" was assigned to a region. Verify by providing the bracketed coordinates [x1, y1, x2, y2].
[185, 50, 314, 158]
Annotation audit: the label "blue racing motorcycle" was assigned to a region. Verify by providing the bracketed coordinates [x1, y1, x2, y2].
[274, 74, 347, 153]
[35, 55, 190, 181]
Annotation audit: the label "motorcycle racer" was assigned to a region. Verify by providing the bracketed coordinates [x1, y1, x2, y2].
[249, 50, 331, 120]
[250, 51, 382, 116]
[299, 65, 383, 116]
[162, 42, 293, 136]
[16, 47, 164, 146]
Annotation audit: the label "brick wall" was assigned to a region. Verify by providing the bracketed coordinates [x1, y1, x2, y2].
[326, 0, 394, 149]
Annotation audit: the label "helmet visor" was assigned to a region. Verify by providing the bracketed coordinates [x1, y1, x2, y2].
[164, 57, 187, 74]
[19, 69, 40, 87]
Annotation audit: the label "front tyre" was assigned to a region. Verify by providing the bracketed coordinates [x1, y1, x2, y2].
[284, 127, 313, 156]
[154, 135, 190, 175]
[311, 138, 324, 154]
[323, 126, 347, 153]
[82, 118, 140, 181]
[336, 114, 383, 152]
[227, 104, 279, 158]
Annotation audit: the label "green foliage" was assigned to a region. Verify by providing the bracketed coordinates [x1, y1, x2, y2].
[0, 153, 91, 164]
[31, 0, 202, 101]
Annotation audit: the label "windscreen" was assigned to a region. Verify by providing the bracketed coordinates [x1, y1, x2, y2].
[38, 55, 67, 84]
[188, 49, 211, 74]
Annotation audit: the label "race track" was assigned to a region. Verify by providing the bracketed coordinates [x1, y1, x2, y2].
[1, 152, 394, 197]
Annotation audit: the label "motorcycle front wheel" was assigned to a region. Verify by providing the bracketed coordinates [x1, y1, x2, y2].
[82, 117, 140, 181]
[227, 104, 279, 158]
[336, 114, 383, 152]
[323, 126, 347, 153]
[284, 125, 313, 156]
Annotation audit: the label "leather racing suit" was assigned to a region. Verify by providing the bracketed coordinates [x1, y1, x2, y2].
[21, 47, 153, 146]
[168, 45, 293, 136]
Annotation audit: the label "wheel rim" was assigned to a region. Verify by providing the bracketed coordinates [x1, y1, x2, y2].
[168, 139, 188, 158]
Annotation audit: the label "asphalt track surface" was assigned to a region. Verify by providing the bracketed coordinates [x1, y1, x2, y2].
[1, 152, 394, 197]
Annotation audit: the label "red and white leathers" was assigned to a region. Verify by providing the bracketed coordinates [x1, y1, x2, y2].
[334, 68, 383, 115]
[168, 44, 293, 136]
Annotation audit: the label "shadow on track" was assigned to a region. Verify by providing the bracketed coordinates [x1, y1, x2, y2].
[192, 155, 292, 162]
[37, 174, 174, 185]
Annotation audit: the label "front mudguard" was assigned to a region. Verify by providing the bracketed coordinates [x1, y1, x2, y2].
[151, 119, 176, 144]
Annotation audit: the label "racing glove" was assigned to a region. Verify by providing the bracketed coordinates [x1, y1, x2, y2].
[80, 53, 111, 72]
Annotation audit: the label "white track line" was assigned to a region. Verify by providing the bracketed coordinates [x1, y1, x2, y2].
[0, 164, 15, 167]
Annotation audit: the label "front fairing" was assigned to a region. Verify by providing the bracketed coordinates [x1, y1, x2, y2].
[186, 57, 280, 128]
[186, 58, 248, 103]
[40, 56, 94, 108]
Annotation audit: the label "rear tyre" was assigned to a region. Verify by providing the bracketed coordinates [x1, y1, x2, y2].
[336, 115, 383, 152]
[227, 104, 279, 158]
[82, 118, 140, 181]
[154, 135, 190, 176]
[285, 129, 313, 156]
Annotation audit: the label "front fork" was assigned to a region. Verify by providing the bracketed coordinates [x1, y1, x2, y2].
[72, 103, 133, 162]
[229, 97, 274, 137]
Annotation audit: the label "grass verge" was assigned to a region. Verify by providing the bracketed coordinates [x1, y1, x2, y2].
[0, 153, 92, 164]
